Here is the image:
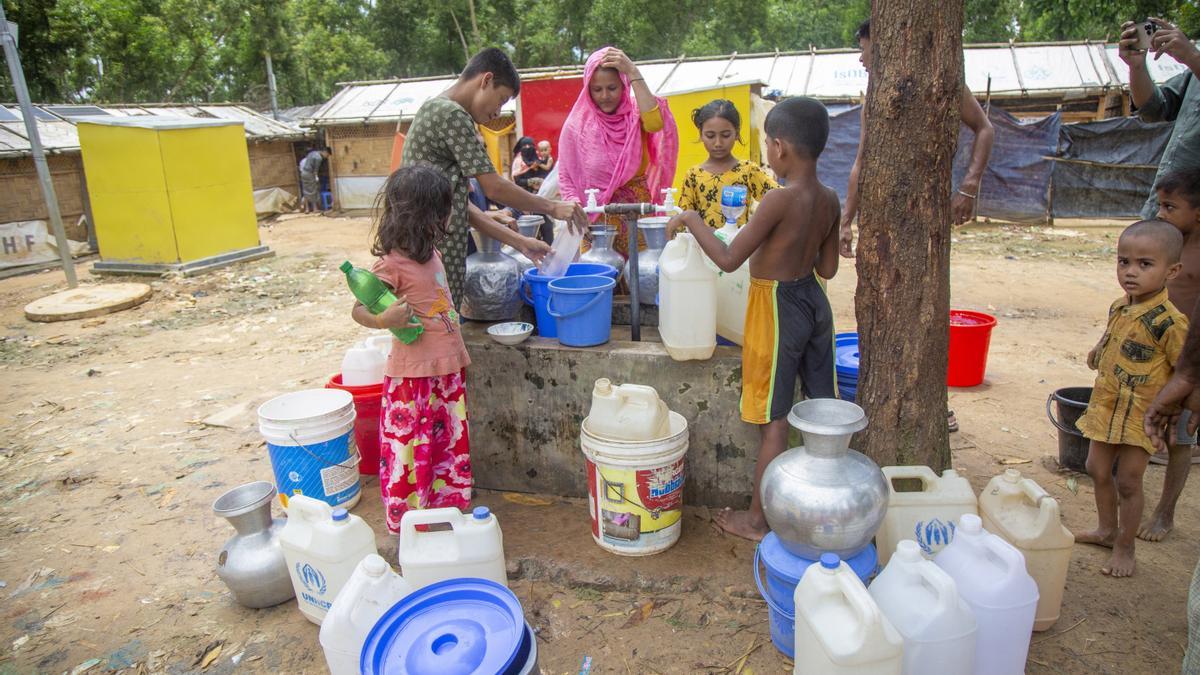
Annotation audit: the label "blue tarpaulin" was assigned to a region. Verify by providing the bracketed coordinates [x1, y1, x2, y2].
[1051, 116, 1173, 219]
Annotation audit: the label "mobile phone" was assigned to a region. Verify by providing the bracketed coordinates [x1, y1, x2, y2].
[1135, 19, 1159, 52]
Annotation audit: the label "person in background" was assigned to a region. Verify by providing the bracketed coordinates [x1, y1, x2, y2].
[558, 46, 679, 259]
[1143, 297, 1200, 672]
[1075, 220, 1189, 577]
[349, 166, 472, 539]
[841, 17, 994, 434]
[511, 136, 538, 191]
[669, 97, 840, 542]
[1139, 168, 1200, 542]
[1120, 17, 1200, 220]
[678, 99, 777, 230]
[401, 47, 586, 312]
[299, 145, 331, 213]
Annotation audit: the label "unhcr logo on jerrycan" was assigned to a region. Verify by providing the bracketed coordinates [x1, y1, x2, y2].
[914, 518, 956, 555]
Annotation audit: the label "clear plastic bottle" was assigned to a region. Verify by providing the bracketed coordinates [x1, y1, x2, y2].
[339, 261, 423, 344]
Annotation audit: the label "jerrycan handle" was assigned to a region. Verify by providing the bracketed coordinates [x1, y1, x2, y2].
[398, 507, 465, 552]
[618, 384, 660, 410]
[982, 534, 1028, 575]
[287, 495, 333, 524]
[883, 465, 938, 493]
[918, 563, 960, 613]
[834, 568, 877, 650]
[1021, 479, 1063, 532]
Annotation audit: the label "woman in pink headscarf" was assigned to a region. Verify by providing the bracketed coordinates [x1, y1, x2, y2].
[558, 47, 679, 259]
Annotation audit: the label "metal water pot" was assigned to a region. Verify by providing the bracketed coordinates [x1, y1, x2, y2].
[625, 216, 669, 305]
[503, 215, 543, 276]
[464, 233, 523, 320]
[580, 226, 626, 279]
[760, 399, 889, 559]
[213, 481, 295, 608]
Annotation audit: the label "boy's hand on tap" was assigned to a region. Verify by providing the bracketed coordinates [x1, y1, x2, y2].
[551, 200, 588, 234]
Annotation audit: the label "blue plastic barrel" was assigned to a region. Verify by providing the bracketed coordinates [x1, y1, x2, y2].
[545, 275, 616, 347]
[753, 533, 878, 658]
[835, 332, 860, 402]
[522, 263, 618, 338]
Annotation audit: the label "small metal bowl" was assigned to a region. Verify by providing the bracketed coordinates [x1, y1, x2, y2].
[487, 322, 534, 346]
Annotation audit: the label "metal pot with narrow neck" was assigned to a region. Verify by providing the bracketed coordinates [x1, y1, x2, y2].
[760, 398, 889, 559]
[213, 481, 295, 608]
[503, 215, 543, 276]
[624, 216, 669, 305]
[580, 226, 627, 281]
[464, 233, 523, 320]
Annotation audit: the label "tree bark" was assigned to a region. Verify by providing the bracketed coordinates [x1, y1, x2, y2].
[854, 0, 963, 468]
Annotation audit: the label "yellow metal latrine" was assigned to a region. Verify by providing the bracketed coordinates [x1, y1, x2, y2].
[77, 116, 272, 275]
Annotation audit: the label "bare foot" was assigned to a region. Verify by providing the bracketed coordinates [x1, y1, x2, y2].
[1074, 528, 1115, 548]
[1101, 542, 1136, 577]
[713, 508, 769, 542]
[1137, 512, 1174, 542]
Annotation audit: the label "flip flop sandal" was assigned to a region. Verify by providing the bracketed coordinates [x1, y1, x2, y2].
[947, 410, 959, 433]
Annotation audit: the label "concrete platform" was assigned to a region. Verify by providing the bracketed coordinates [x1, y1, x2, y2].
[463, 322, 769, 509]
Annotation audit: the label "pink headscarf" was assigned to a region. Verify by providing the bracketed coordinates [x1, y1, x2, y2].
[557, 48, 679, 209]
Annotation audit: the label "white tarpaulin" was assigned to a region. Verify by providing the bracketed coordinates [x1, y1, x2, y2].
[253, 187, 299, 217]
[334, 176, 387, 210]
[0, 219, 88, 269]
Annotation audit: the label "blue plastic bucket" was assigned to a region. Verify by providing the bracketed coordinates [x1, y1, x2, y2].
[258, 389, 362, 510]
[522, 263, 618, 338]
[835, 332, 860, 402]
[754, 533, 878, 658]
[361, 578, 536, 675]
[546, 275, 616, 347]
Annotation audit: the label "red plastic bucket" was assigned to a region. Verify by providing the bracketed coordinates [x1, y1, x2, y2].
[947, 310, 997, 387]
[326, 374, 383, 476]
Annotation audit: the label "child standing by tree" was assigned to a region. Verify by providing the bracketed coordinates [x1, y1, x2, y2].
[1075, 220, 1189, 577]
[350, 166, 472, 537]
[670, 97, 840, 541]
[678, 99, 777, 230]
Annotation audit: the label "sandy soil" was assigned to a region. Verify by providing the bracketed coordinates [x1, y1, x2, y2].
[0, 215, 1192, 674]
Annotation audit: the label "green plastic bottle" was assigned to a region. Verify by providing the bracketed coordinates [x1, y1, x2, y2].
[339, 261, 424, 344]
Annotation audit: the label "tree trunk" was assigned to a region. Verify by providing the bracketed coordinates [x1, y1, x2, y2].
[854, 0, 963, 469]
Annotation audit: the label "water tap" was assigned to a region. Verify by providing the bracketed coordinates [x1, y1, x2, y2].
[658, 188, 681, 215]
[583, 188, 604, 215]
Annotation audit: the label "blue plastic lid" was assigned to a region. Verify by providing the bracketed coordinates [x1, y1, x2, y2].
[820, 553, 840, 569]
[473, 506, 490, 520]
[758, 533, 877, 584]
[332, 508, 348, 522]
[360, 578, 525, 675]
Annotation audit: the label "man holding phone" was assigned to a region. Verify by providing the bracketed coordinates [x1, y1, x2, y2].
[1122, 17, 1200, 220]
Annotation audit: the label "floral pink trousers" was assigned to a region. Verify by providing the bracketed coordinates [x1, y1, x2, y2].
[378, 370, 472, 534]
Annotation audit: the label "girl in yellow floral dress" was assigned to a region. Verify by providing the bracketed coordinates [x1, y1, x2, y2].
[678, 99, 777, 230]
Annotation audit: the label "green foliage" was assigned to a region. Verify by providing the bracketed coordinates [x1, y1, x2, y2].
[1, 0, 1197, 105]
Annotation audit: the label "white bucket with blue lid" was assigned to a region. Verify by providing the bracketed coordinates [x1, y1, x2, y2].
[360, 577, 537, 675]
[258, 389, 362, 510]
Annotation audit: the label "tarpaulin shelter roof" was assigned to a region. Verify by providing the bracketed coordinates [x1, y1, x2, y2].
[308, 41, 1192, 127]
[0, 103, 309, 159]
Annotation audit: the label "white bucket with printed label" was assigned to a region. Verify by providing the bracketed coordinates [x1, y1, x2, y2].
[259, 389, 362, 510]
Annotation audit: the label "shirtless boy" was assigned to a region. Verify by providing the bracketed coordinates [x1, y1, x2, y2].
[669, 96, 841, 541]
[1140, 168, 1200, 541]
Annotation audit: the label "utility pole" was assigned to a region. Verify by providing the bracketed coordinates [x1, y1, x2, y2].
[0, 7, 77, 287]
[265, 52, 279, 120]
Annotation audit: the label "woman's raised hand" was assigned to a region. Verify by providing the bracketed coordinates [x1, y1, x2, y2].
[600, 48, 638, 77]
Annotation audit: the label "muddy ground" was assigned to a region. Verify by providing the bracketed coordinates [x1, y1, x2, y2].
[0, 215, 1193, 675]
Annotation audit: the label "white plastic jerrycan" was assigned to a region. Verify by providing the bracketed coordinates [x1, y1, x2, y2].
[935, 514, 1038, 675]
[712, 222, 751, 346]
[319, 554, 411, 675]
[876, 466, 978, 565]
[794, 553, 903, 675]
[870, 540, 977, 675]
[364, 333, 394, 360]
[397, 506, 507, 590]
[341, 342, 386, 386]
[279, 494, 378, 625]
[658, 233, 717, 361]
[979, 469, 1074, 632]
[585, 378, 671, 441]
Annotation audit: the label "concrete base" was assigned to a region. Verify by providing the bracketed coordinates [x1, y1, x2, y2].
[92, 246, 275, 277]
[464, 322, 779, 509]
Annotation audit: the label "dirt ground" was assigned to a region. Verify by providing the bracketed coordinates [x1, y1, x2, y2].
[0, 214, 1193, 675]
